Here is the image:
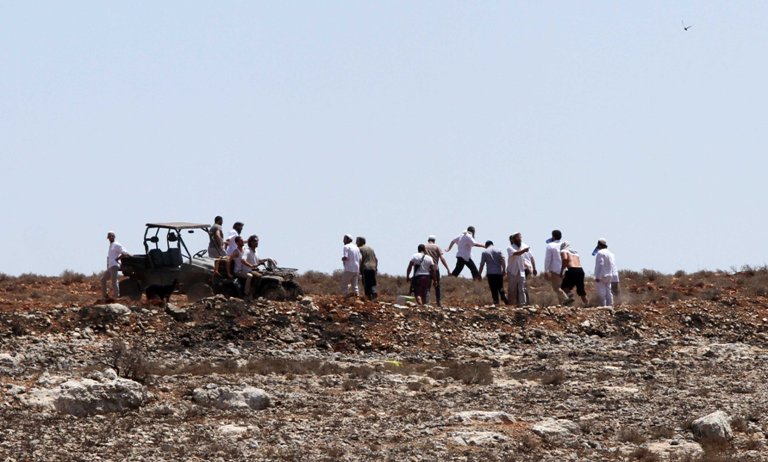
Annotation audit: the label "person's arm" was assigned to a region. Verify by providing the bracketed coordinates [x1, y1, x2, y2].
[406, 261, 414, 281]
[478, 260, 486, 277]
[511, 246, 529, 256]
[559, 251, 568, 277]
[544, 247, 552, 274]
[445, 237, 459, 253]
[440, 254, 451, 273]
[342, 246, 348, 262]
[529, 255, 538, 275]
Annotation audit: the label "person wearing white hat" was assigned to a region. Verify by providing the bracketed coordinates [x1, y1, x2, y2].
[559, 241, 588, 306]
[446, 226, 485, 280]
[424, 235, 451, 307]
[100, 231, 130, 301]
[341, 234, 361, 296]
[507, 233, 532, 306]
[593, 238, 617, 306]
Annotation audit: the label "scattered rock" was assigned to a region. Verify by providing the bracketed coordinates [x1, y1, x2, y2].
[452, 411, 515, 425]
[532, 418, 580, 443]
[645, 440, 703, 460]
[450, 431, 509, 446]
[165, 303, 191, 322]
[691, 410, 733, 442]
[192, 384, 270, 411]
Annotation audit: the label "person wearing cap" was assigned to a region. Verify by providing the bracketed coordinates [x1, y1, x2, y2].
[544, 230, 568, 304]
[225, 222, 245, 256]
[446, 226, 485, 280]
[507, 233, 532, 306]
[479, 240, 509, 306]
[100, 231, 130, 301]
[593, 238, 617, 306]
[425, 235, 451, 307]
[208, 215, 226, 258]
[341, 234, 362, 296]
[406, 244, 436, 305]
[356, 236, 378, 300]
[559, 241, 588, 306]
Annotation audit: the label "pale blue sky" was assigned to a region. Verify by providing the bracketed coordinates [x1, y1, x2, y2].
[2, 2, 766, 276]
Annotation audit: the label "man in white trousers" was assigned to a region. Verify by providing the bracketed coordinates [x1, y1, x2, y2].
[593, 238, 617, 306]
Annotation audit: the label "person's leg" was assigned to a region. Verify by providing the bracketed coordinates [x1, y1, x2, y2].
[515, 275, 527, 306]
[100, 269, 110, 299]
[434, 271, 442, 306]
[550, 275, 567, 303]
[507, 273, 518, 306]
[369, 270, 378, 300]
[519, 275, 528, 305]
[560, 271, 574, 304]
[603, 280, 613, 306]
[451, 257, 466, 277]
[415, 276, 428, 304]
[351, 271, 360, 296]
[109, 267, 120, 298]
[497, 275, 509, 304]
[487, 276, 499, 304]
[611, 282, 620, 305]
[341, 271, 353, 295]
[466, 258, 481, 280]
[575, 269, 588, 304]
[244, 273, 254, 297]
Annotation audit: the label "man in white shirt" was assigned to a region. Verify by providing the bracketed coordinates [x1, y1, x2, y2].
[341, 234, 362, 296]
[507, 233, 532, 306]
[234, 235, 277, 299]
[406, 244, 435, 305]
[543, 229, 568, 304]
[446, 226, 485, 280]
[593, 238, 617, 306]
[100, 231, 130, 301]
[225, 222, 245, 256]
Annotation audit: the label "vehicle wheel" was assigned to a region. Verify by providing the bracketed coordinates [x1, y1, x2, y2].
[283, 281, 304, 300]
[260, 283, 287, 301]
[186, 282, 213, 302]
[119, 278, 142, 301]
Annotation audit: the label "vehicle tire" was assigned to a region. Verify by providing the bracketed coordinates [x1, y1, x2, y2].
[260, 283, 287, 301]
[186, 282, 213, 302]
[119, 278, 142, 301]
[283, 281, 304, 300]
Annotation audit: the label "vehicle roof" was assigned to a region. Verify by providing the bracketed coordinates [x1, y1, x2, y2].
[146, 222, 209, 230]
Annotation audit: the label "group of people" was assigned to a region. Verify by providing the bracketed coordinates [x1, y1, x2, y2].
[100, 220, 618, 308]
[339, 226, 619, 308]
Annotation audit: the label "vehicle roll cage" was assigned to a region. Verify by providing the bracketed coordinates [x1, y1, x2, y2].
[142, 222, 210, 264]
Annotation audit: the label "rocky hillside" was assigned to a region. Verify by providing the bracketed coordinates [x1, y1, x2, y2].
[2, 271, 768, 461]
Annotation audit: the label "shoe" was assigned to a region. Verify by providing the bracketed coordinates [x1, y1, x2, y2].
[563, 297, 574, 306]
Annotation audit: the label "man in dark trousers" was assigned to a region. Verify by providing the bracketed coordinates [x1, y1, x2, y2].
[478, 240, 509, 305]
[356, 236, 378, 300]
[446, 226, 485, 280]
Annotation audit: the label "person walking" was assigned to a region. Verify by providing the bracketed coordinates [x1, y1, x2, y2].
[446, 226, 485, 280]
[593, 238, 617, 306]
[406, 244, 435, 305]
[559, 241, 588, 306]
[225, 222, 244, 256]
[507, 233, 532, 306]
[208, 216, 226, 258]
[356, 236, 378, 300]
[544, 230, 568, 304]
[478, 240, 509, 306]
[341, 234, 361, 296]
[424, 235, 451, 307]
[100, 231, 130, 301]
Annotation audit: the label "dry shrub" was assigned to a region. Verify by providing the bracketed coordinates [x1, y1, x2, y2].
[108, 339, 153, 383]
[540, 370, 566, 386]
[61, 269, 86, 285]
[618, 427, 647, 444]
[631, 447, 660, 462]
[650, 425, 675, 439]
[444, 360, 493, 385]
[730, 416, 748, 433]
[519, 433, 541, 453]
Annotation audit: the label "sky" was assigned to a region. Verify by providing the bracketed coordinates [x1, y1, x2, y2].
[2, 1, 767, 277]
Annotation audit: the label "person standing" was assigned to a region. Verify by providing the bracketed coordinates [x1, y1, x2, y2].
[100, 231, 130, 301]
[593, 238, 617, 306]
[406, 244, 435, 305]
[446, 226, 485, 280]
[425, 235, 451, 307]
[208, 216, 226, 258]
[507, 233, 532, 306]
[341, 234, 361, 296]
[479, 240, 509, 306]
[225, 222, 245, 256]
[544, 230, 568, 304]
[559, 241, 588, 306]
[356, 236, 378, 300]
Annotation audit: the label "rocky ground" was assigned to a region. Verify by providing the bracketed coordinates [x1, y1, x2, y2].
[2, 273, 768, 461]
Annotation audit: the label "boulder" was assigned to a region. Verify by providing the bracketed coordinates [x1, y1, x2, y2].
[99, 303, 131, 316]
[645, 440, 703, 460]
[452, 411, 515, 425]
[192, 384, 270, 411]
[532, 418, 580, 443]
[26, 369, 147, 416]
[165, 303, 191, 322]
[450, 431, 509, 446]
[691, 410, 733, 442]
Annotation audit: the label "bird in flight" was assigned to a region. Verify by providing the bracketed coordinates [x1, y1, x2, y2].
[682, 20, 694, 31]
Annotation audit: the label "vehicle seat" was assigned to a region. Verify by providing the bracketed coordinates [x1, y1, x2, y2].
[148, 248, 164, 267]
[166, 248, 182, 267]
